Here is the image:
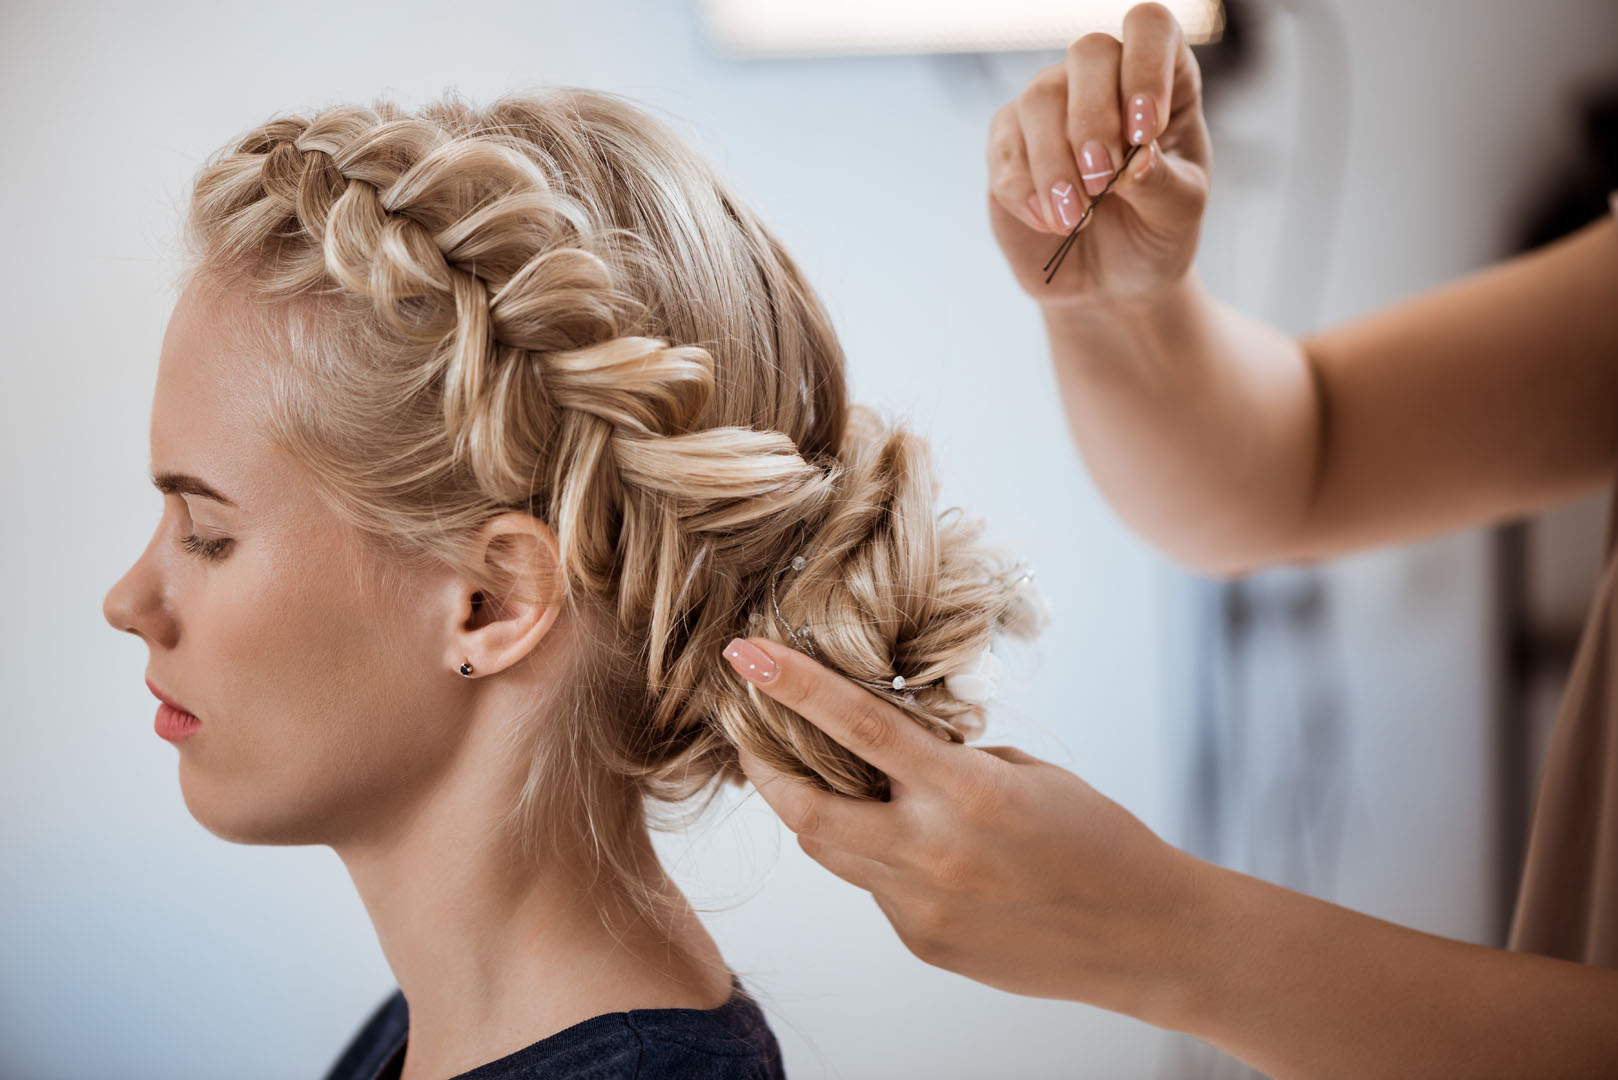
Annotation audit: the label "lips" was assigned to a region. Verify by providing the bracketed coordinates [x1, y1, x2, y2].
[145, 677, 197, 718]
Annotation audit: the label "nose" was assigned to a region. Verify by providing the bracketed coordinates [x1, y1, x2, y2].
[103, 530, 171, 645]
[103, 563, 147, 640]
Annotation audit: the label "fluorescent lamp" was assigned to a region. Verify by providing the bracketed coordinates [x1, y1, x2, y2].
[699, 0, 1226, 57]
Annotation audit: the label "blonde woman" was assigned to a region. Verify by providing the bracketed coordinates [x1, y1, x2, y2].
[101, 87, 1040, 1080]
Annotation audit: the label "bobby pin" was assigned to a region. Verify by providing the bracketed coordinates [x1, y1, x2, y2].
[1042, 142, 1146, 285]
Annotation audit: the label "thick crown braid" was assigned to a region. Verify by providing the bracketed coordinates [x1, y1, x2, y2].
[178, 87, 1041, 939]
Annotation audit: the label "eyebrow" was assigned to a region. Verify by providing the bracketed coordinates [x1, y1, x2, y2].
[150, 470, 238, 508]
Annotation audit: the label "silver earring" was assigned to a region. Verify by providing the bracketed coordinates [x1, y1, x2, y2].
[459, 659, 474, 677]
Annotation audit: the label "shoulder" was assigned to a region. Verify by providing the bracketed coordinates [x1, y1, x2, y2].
[621, 986, 787, 1079]
[321, 988, 407, 1080]
[453, 979, 786, 1080]
[622, 986, 786, 1078]
[324, 978, 786, 1080]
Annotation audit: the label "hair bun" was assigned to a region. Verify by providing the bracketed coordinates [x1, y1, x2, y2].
[710, 403, 1033, 800]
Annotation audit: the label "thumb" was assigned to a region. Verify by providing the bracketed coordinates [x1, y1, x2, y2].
[1109, 139, 1206, 225]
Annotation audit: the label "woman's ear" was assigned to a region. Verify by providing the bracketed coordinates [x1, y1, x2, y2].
[447, 511, 567, 677]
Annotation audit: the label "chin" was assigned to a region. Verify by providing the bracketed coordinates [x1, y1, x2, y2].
[176, 758, 330, 847]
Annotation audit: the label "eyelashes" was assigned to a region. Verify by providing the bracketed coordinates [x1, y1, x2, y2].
[160, 497, 233, 561]
[178, 533, 233, 561]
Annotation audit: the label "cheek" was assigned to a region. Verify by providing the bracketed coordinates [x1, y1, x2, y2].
[177, 544, 459, 842]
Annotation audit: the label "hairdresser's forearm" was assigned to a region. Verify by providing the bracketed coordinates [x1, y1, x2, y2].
[1040, 270, 1320, 577]
[1157, 857, 1618, 1078]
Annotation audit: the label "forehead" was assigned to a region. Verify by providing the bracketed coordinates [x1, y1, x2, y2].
[150, 279, 275, 501]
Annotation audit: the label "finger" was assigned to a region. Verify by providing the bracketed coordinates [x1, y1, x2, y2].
[737, 746, 905, 862]
[1062, 30, 1125, 200]
[1017, 64, 1088, 234]
[1111, 10, 1212, 214]
[723, 637, 959, 790]
[1109, 114, 1207, 223]
[794, 829, 892, 891]
[1119, 2, 1183, 148]
[986, 102, 1049, 232]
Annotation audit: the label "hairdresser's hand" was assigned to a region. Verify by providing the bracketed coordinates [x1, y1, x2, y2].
[987, 2, 1212, 306]
[725, 637, 1205, 1015]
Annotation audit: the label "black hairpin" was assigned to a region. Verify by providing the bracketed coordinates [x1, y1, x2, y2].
[1042, 142, 1146, 285]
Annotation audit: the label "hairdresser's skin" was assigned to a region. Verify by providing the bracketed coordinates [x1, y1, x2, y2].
[732, 2, 1618, 1076]
[103, 280, 732, 1080]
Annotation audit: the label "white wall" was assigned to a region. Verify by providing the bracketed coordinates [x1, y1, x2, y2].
[2, 1, 1615, 1078]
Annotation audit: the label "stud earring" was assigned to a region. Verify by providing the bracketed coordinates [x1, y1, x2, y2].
[459, 659, 474, 677]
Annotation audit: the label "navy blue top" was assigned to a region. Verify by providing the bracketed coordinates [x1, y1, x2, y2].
[320, 975, 786, 1080]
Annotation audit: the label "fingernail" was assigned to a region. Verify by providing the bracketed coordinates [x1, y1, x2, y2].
[1050, 180, 1078, 228]
[1128, 94, 1157, 146]
[1131, 141, 1154, 182]
[1027, 193, 1048, 230]
[723, 637, 778, 683]
[1079, 141, 1113, 197]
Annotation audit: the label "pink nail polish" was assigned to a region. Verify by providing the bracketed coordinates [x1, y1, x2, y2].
[1050, 181, 1078, 228]
[1129, 94, 1157, 146]
[1079, 141, 1113, 197]
[1132, 141, 1154, 182]
[723, 637, 778, 683]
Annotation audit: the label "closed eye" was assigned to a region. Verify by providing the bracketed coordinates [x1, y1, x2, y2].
[179, 534, 233, 561]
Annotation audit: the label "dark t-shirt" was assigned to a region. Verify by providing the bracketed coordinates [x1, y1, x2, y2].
[319, 974, 786, 1080]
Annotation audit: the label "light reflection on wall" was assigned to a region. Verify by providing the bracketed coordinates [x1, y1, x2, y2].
[699, 0, 1226, 57]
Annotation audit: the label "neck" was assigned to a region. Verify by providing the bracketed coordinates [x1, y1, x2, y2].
[333, 755, 731, 1080]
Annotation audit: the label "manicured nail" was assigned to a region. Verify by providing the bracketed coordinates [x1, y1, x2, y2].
[1050, 180, 1078, 228]
[723, 637, 778, 683]
[1079, 141, 1113, 197]
[1027, 193, 1048, 230]
[1131, 141, 1154, 182]
[1128, 94, 1157, 146]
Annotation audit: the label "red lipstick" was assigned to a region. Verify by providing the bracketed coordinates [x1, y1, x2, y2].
[146, 678, 202, 743]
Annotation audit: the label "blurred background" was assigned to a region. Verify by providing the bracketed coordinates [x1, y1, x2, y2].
[3, 1, 1618, 1077]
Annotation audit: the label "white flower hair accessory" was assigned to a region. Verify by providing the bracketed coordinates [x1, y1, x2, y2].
[943, 646, 1002, 704]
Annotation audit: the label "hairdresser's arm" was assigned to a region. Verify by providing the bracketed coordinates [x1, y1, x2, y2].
[1039, 271, 1314, 576]
[1177, 858, 1618, 1079]
[989, 5, 1618, 577]
[726, 639, 1618, 1079]
[1043, 216, 1618, 578]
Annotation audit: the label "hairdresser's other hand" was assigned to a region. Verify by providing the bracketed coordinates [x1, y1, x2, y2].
[725, 637, 1203, 1015]
[987, 2, 1211, 306]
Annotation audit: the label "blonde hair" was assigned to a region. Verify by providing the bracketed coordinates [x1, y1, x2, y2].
[177, 86, 1042, 945]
